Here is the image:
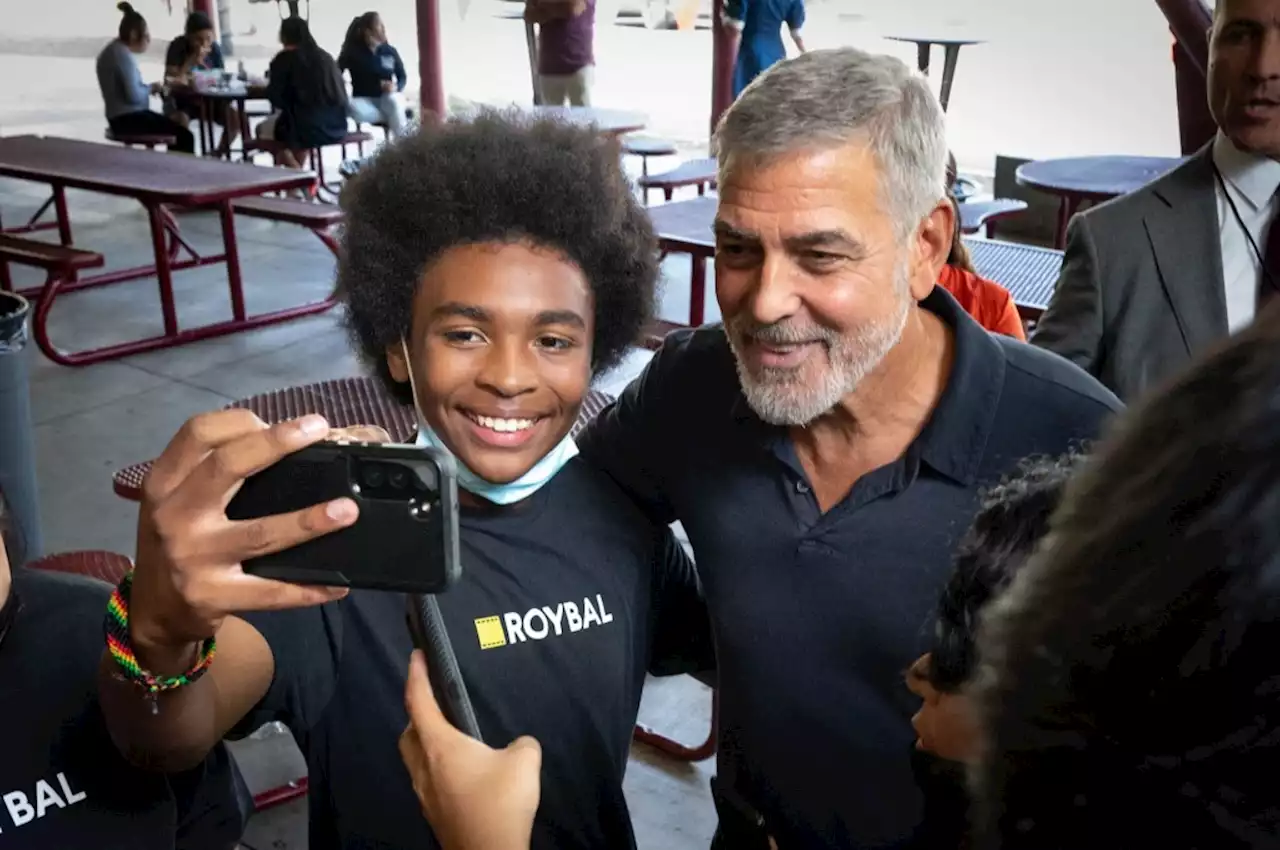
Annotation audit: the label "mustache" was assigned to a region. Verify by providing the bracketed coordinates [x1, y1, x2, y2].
[728, 317, 836, 346]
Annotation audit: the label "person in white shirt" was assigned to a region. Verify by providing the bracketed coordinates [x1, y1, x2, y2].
[1032, 0, 1280, 403]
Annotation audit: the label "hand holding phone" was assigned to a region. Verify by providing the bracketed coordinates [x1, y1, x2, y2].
[228, 441, 461, 594]
[130, 412, 357, 649]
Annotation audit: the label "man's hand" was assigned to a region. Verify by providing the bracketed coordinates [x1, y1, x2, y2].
[399, 651, 541, 850]
[128, 410, 357, 670]
[381, 79, 395, 94]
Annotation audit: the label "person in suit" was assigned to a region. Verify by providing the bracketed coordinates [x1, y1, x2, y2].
[1032, 0, 1280, 403]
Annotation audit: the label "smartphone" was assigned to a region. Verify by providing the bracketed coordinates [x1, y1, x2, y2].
[406, 594, 484, 740]
[227, 441, 461, 594]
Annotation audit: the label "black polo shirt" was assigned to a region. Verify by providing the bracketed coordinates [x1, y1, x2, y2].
[233, 458, 711, 850]
[577, 288, 1123, 848]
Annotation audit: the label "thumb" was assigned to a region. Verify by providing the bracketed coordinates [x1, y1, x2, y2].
[405, 649, 450, 738]
[506, 734, 543, 768]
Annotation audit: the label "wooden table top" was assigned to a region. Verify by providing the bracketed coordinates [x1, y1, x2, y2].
[0, 135, 313, 204]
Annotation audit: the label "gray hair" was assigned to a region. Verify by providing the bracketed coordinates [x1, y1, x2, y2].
[713, 47, 948, 240]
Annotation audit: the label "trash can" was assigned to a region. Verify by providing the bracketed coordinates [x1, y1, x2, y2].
[0, 291, 42, 563]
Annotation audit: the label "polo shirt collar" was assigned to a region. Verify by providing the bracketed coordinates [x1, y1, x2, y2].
[729, 286, 1005, 485]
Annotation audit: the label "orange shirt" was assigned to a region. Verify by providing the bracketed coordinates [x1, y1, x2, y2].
[936, 265, 1027, 341]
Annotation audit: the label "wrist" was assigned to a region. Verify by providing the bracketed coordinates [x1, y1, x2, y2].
[129, 625, 202, 677]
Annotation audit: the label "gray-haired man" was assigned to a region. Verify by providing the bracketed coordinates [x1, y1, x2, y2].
[578, 47, 1121, 847]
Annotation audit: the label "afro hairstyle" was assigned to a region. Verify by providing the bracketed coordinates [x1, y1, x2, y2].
[337, 108, 659, 405]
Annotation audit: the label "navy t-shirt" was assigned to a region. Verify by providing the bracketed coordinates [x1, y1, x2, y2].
[339, 43, 407, 99]
[234, 458, 711, 850]
[577, 288, 1123, 848]
[0, 568, 243, 850]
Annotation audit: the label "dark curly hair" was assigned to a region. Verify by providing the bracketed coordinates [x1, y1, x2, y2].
[927, 451, 1084, 693]
[337, 109, 659, 405]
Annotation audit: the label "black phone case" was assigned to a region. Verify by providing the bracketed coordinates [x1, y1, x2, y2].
[406, 594, 484, 741]
[227, 442, 461, 594]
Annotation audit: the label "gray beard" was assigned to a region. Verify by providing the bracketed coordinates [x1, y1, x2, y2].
[728, 283, 912, 427]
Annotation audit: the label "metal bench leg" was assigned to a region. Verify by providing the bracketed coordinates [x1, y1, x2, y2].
[632, 688, 717, 762]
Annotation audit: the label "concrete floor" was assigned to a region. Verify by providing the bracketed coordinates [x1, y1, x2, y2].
[3, 166, 720, 848]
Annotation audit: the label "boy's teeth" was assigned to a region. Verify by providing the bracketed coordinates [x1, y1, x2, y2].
[473, 415, 535, 432]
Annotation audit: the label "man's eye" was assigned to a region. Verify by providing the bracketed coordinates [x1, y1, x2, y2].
[443, 330, 483, 344]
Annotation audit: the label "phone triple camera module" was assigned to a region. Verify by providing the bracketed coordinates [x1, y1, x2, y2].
[351, 458, 434, 501]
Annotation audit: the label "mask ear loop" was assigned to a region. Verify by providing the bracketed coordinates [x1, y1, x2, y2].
[401, 337, 426, 427]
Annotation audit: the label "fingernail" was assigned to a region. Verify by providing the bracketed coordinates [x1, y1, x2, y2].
[298, 415, 328, 436]
[326, 498, 357, 522]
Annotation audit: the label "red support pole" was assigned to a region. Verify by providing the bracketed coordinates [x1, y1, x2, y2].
[417, 0, 446, 120]
[190, 0, 215, 17]
[709, 1, 737, 137]
[1153, 0, 1216, 154]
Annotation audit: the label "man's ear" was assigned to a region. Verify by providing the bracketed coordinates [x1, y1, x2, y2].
[909, 200, 954, 302]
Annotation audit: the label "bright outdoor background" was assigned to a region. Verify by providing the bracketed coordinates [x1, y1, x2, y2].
[2, 0, 1184, 176]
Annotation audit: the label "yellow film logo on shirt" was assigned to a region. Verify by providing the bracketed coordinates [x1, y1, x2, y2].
[474, 595, 614, 650]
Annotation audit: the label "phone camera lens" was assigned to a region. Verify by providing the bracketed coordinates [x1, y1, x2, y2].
[389, 468, 407, 489]
[363, 464, 385, 489]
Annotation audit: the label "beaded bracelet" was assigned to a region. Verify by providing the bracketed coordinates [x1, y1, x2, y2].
[105, 571, 217, 708]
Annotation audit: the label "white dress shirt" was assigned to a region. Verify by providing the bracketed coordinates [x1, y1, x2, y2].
[1212, 132, 1280, 330]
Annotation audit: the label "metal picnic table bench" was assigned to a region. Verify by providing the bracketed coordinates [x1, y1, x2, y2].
[0, 134, 334, 366]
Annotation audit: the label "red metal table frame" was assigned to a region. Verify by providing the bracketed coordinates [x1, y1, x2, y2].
[1015, 155, 1184, 248]
[0, 135, 329, 366]
[647, 195, 717, 327]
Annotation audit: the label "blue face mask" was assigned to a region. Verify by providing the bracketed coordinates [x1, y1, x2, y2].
[401, 340, 578, 506]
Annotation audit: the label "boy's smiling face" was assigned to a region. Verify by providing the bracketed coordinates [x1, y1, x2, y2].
[905, 653, 983, 764]
[386, 241, 593, 487]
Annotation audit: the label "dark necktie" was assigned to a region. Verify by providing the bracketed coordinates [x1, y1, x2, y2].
[1262, 206, 1280, 308]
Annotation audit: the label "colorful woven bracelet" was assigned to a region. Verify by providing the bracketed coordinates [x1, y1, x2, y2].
[105, 571, 217, 696]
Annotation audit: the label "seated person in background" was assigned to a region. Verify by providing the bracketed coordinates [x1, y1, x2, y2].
[937, 193, 1027, 341]
[0, 488, 244, 849]
[164, 11, 240, 155]
[256, 16, 349, 170]
[96, 2, 195, 154]
[393, 453, 1085, 850]
[974, 302, 1280, 848]
[98, 110, 712, 850]
[1031, 0, 1280, 403]
[339, 12, 409, 138]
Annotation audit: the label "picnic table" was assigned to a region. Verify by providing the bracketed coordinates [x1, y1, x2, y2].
[884, 34, 985, 112]
[0, 135, 331, 366]
[171, 81, 270, 158]
[1016, 154, 1184, 248]
[647, 195, 1063, 323]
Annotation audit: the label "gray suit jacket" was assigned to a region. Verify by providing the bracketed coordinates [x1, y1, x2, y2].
[1031, 144, 1230, 403]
